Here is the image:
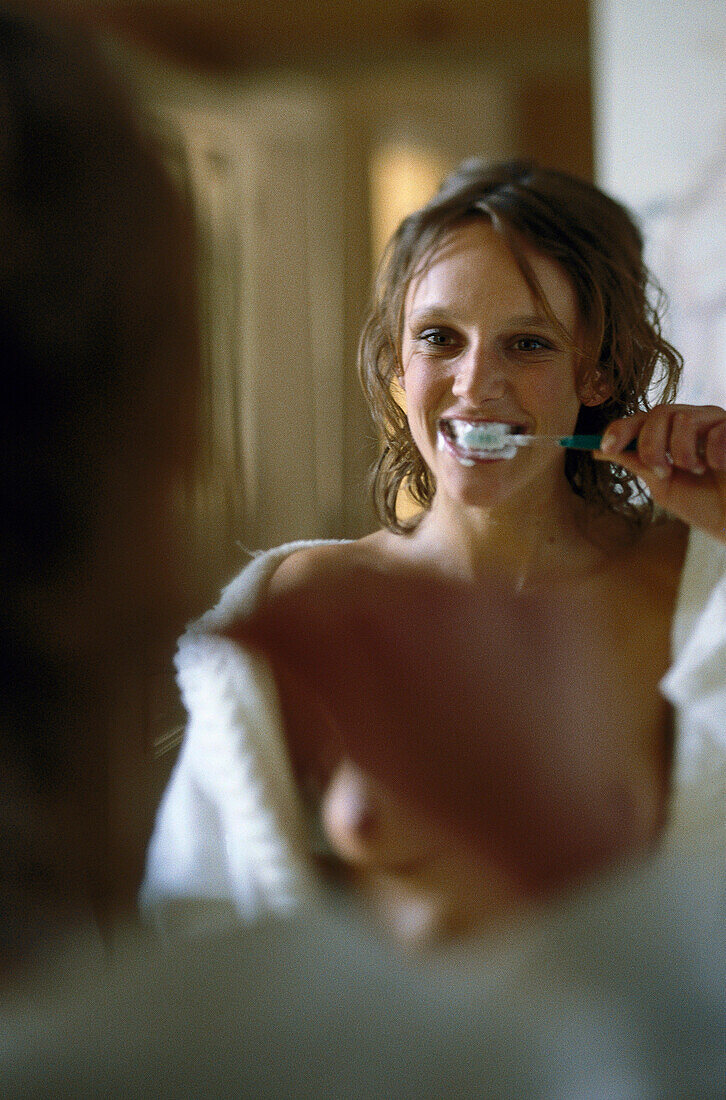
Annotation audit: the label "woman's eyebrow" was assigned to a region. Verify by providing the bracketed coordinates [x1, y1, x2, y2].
[500, 313, 559, 330]
[407, 304, 456, 323]
[407, 307, 559, 330]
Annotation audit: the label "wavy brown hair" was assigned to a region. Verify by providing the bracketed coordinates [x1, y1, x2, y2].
[358, 159, 682, 534]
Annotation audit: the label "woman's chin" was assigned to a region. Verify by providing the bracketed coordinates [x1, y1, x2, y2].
[438, 467, 522, 509]
[434, 451, 562, 511]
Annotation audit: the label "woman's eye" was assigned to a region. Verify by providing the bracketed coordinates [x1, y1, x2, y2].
[512, 335, 551, 352]
[419, 329, 457, 348]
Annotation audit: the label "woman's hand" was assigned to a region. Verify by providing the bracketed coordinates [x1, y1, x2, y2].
[598, 404, 726, 543]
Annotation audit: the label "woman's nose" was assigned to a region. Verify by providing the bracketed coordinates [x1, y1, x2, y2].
[451, 347, 511, 403]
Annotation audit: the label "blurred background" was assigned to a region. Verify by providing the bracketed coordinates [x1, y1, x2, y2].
[43, 0, 725, 894]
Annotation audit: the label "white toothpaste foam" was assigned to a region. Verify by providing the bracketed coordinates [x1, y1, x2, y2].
[454, 422, 511, 450]
[442, 420, 519, 463]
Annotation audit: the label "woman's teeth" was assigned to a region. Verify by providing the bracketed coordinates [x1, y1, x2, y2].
[438, 419, 520, 464]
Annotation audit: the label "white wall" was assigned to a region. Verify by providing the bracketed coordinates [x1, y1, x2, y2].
[590, 0, 726, 407]
[591, 0, 726, 208]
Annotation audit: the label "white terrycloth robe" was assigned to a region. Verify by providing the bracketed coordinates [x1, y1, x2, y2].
[140, 540, 344, 930]
[140, 530, 726, 931]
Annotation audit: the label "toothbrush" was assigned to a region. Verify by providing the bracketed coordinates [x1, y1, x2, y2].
[450, 422, 636, 453]
[506, 433, 637, 452]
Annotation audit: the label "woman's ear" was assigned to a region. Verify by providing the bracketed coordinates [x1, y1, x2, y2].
[577, 366, 611, 407]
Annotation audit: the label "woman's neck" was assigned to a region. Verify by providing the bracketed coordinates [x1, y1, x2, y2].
[411, 481, 608, 591]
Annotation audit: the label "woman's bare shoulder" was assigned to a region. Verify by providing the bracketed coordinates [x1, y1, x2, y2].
[268, 530, 402, 598]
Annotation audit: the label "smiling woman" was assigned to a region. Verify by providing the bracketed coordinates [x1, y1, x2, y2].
[397, 219, 584, 512]
[143, 159, 726, 945]
[361, 159, 683, 533]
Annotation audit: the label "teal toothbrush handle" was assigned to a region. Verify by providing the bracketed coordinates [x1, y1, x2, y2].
[558, 434, 637, 452]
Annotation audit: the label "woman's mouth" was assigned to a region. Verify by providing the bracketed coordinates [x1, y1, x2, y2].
[437, 419, 527, 465]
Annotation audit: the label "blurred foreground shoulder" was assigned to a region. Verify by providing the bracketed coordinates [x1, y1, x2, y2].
[268, 537, 384, 599]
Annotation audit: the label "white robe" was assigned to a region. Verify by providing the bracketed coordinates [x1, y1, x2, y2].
[140, 530, 726, 931]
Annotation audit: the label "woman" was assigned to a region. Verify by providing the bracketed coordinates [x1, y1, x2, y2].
[142, 160, 726, 942]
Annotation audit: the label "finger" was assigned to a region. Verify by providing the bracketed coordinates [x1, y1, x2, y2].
[599, 412, 647, 456]
[598, 412, 672, 484]
[596, 444, 725, 543]
[634, 405, 676, 480]
[662, 404, 726, 476]
[669, 409, 706, 475]
[704, 419, 726, 473]
[599, 404, 725, 481]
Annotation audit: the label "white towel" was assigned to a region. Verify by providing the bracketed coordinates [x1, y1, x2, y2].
[661, 527, 726, 846]
[139, 540, 345, 931]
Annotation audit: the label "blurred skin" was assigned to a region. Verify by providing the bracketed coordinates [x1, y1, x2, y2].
[232, 567, 649, 940]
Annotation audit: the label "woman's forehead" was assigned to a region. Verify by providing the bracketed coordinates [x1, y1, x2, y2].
[403, 219, 578, 327]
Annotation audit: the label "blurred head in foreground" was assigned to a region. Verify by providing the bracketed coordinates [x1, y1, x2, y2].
[0, 5, 199, 962]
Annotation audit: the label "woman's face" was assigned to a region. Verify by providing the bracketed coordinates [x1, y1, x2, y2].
[399, 218, 585, 510]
